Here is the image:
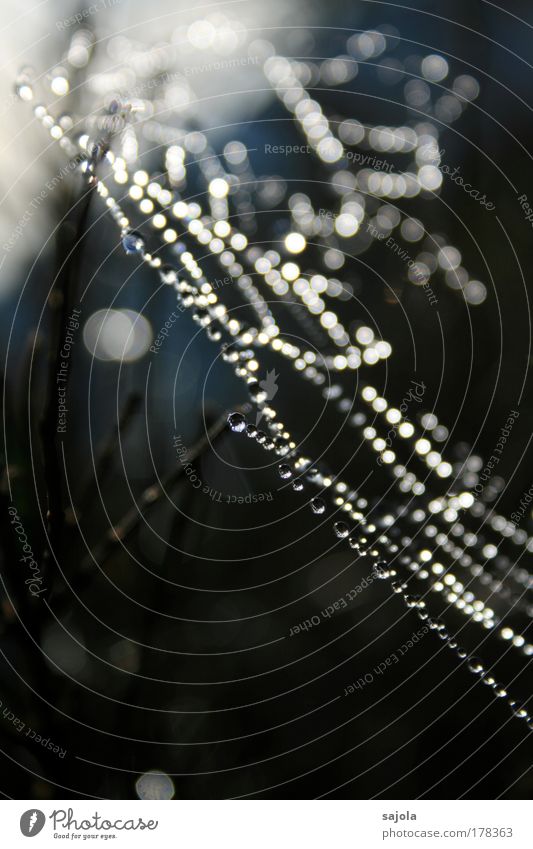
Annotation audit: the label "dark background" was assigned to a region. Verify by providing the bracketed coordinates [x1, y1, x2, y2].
[1, 0, 532, 799]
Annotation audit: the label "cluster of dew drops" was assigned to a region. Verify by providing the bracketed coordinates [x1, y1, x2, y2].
[230, 404, 531, 726]
[13, 20, 533, 735]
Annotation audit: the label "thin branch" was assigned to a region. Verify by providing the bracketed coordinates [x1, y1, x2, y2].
[39, 180, 94, 567]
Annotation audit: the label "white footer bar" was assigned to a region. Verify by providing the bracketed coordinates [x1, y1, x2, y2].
[3, 800, 531, 848]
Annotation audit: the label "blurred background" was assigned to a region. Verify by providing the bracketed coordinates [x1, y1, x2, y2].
[1, 0, 532, 799]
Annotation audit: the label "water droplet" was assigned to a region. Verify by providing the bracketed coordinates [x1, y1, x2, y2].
[467, 657, 484, 675]
[256, 430, 267, 444]
[193, 308, 210, 326]
[207, 326, 222, 341]
[427, 618, 445, 631]
[292, 479, 303, 491]
[404, 594, 422, 608]
[161, 265, 178, 284]
[172, 240, 187, 255]
[274, 437, 290, 455]
[222, 344, 239, 363]
[493, 684, 507, 698]
[51, 74, 70, 96]
[246, 424, 257, 438]
[456, 647, 468, 659]
[122, 231, 144, 254]
[135, 770, 175, 800]
[15, 82, 33, 102]
[311, 497, 326, 514]
[348, 537, 359, 549]
[89, 141, 107, 165]
[373, 560, 389, 579]
[278, 464, 292, 479]
[391, 581, 407, 594]
[228, 412, 246, 432]
[307, 467, 320, 481]
[249, 383, 268, 403]
[334, 521, 349, 538]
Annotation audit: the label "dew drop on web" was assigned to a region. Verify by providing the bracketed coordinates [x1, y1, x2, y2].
[333, 521, 349, 538]
[122, 230, 144, 254]
[311, 497, 326, 514]
[227, 412, 246, 433]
